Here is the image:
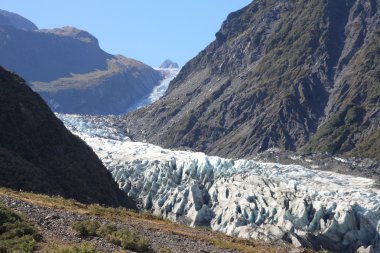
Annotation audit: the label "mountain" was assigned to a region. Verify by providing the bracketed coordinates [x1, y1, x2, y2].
[0, 9, 37, 31]
[32, 56, 162, 115]
[0, 11, 162, 115]
[0, 66, 134, 207]
[159, 59, 179, 69]
[125, 0, 380, 160]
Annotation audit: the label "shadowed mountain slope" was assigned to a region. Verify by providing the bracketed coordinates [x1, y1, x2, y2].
[0, 67, 134, 207]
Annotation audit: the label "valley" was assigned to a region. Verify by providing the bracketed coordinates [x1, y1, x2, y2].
[0, 0, 379, 252]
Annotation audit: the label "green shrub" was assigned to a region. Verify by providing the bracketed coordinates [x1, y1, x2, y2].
[104, 228, 150, 252]
[95, 223, 117, 238]
[71, 221, 150, 252]
[159, 247, 172, 253]
[71, 220, 100, 238]
[44, 242, 98, 253]
[0, 205, 40, 253]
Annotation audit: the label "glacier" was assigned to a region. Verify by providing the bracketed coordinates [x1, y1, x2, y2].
[127, 68, 179, 112]
[58, 113, 380, 253]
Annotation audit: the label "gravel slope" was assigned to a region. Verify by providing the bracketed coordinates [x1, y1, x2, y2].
[0, 194, 293, 253]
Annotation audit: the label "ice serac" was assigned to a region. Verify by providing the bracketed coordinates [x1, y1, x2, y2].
[58, 114, 380, 253]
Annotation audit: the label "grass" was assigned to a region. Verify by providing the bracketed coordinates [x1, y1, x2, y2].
[0, 188, 293, 253]
[0, 204, 41, 253]
[104, 228, 150, 252]
[71, 220, 100, 238]
[159, 248, 172, 253]
[94, 223, 117, 238]
[43, 242, 98, 253]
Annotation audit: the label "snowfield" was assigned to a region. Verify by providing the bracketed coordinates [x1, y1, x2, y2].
[58, 113, 380, 252]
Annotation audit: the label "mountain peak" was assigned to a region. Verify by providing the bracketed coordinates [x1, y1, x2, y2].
[0, 9, 38, 31]
[38, 26, 98, 44]
[159, 59, 179, 69]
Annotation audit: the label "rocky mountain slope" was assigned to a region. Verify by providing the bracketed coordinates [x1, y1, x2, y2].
[125, 0, 380, 160]
[0, 67, 133, 207]
[0, 10, 162, 115]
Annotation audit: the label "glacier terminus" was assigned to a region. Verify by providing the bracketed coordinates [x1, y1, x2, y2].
[58, 113, 380, 253]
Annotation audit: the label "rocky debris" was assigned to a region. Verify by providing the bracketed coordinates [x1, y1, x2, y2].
[251, 150, 380, 185]
[0, 195, 246, 253]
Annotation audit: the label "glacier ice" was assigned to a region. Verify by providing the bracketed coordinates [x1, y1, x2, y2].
[58, 114, 380, 252]
[127, 68, 179, 112]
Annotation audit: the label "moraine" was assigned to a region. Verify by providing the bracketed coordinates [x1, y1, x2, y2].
[58, 113, 380, 253]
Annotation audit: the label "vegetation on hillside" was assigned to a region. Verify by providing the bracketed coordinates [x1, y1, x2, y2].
[71, 220, 150, 252]
[125, 0, 379, 161]
[43, 243, 98, 253]
[306, 31, 380, 160]
[0, 205, 40, 253]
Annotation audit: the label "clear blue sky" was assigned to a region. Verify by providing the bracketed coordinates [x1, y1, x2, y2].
[1, 1, 252, 67]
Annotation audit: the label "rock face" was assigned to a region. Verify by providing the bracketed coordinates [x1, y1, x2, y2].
[125, 0, 380, 161]
[0, 9, 162, 115]
[0, 67, 134, 207]
[58, 113, 380, 252]
[159, 59, 179, 69]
